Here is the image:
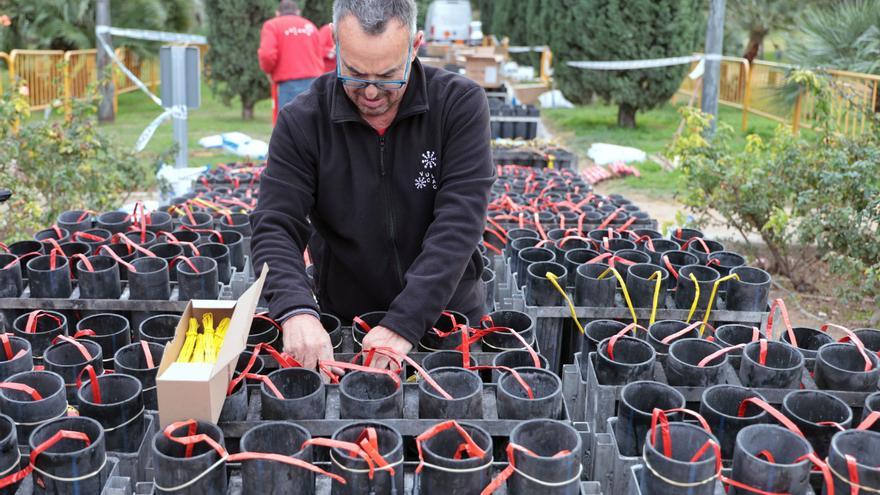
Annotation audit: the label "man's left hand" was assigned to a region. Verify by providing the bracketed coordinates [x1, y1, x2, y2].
[361, 325, 412, 370]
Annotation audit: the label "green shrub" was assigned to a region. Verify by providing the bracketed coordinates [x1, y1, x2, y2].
[669, 72, 880, 321]
[0, 85, 153, 243]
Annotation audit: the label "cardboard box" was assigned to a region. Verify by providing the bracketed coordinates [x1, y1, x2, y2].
[513, 82, 551, 105]
[423, 43, 453, 59]
[156, 264, 268, 426]
[464, 54, 504, 88]
[472, 46, 497, 57]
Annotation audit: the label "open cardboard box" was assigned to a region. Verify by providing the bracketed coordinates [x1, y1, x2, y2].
[513, 82, 550, 105]
[156, 264, 268, 426]
[463, 53, 504, 88]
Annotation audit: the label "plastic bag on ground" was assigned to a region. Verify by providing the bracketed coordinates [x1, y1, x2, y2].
[587, 143, 647, 165]
[538, 90, 574, 109]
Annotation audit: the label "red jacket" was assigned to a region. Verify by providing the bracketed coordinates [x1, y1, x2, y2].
[318, 24, 336, 73]
[258, 15, 324, 83]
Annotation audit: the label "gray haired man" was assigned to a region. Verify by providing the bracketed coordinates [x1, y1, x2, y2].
[251, 0, 495, 372]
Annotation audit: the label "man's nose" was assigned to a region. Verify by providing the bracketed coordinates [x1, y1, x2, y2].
[364, 84, 380, 99]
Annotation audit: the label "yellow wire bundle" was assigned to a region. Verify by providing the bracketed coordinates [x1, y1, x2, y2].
[192, 333, 205, 364]
[177, 318, 200, 363]
[213, 317, 231, 359]
[202, 313, 216, 363]
[176, 313, 232, 364]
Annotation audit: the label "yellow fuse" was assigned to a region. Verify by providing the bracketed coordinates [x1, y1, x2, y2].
[202, 313, 216, 363]
[177, 317, 199, 363]
[214, 317, 231, 354]
[192, 333, 205, 364]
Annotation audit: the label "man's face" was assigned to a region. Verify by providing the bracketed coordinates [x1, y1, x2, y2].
[336, 16, 420, 118]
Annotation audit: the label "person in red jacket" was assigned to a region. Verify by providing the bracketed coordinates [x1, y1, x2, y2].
[258, 0, 325, 116]
[318, 23, 337, 74]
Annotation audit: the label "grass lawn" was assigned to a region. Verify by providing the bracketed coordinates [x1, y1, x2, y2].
[99, 83, 274, 171]
[543, 100, 785, 199]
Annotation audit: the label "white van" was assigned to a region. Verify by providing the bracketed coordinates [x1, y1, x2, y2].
[424, 0, 473, 42]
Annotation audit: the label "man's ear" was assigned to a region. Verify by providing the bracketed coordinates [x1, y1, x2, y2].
[413, 31, 425, 57]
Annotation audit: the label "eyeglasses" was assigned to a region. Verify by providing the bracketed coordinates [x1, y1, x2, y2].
[336, 42, 413, 90]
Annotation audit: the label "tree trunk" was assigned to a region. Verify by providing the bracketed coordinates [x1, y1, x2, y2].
[617, 103, 637, 129]
[241, 101, 255, 121]
[742, 28, 768, 64]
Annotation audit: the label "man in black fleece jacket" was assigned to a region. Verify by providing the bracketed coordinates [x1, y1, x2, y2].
[250, 0, 494, 371]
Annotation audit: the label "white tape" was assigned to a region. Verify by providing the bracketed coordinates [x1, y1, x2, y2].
[96, 25, 194, 152]
[689, 59, 706, 80]
[96, 26, 206, 45]
[95, 32, 162, 106]
[32, 456, 107, 483]
[152, 455, 227, 493]
[508, 46, 547, 54]
[135, 106, 187, 152]
[511, 463, 583, 488]
[418, 460, 492, 474]
[101, 408, 145, 433]
[329, 451, 404, 474]
[567, 54, 724, 71]
[0, 451, 21, 477]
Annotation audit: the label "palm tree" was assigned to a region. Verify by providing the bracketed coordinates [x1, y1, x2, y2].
[788, 0, 880, 75]
[1, 0, 193, 53]
[726, 0, 836, 62]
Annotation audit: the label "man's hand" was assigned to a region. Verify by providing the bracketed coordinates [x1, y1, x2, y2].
[361, 325, 413, 370]
[281, 314, 334, 373]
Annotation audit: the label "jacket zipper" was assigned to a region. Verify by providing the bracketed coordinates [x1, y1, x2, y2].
[379, 135, 405, 287]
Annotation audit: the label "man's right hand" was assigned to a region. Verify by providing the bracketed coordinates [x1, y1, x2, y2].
[281, 313, 334, 372]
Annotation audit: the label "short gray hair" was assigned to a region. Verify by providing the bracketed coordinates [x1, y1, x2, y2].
[278, 0, 299, 15]
[333, 0, 417, 37]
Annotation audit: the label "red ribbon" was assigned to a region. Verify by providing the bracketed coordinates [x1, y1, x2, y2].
[76, 365, 102, 404]
[141, 341, 155, 369]
[415, 420, 486, 474]
[98, 245, 137, 273]
[25, 311, 62, 334]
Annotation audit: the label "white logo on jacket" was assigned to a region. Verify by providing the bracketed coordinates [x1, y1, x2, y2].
[283, 24, 316, 37]
[415, 151, 438, 190]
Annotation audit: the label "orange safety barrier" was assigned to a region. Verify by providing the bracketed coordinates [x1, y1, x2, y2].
[9, 49, 65, 110]
[63, 49, 97, 114]
[3, 45, 206, 115]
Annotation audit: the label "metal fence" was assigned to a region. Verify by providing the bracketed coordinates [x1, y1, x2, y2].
[63, 49, 97, 103]
[677, 55, 880, 136]
[8, 49, 65, 110]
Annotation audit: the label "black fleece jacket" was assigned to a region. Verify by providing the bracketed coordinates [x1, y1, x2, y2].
[250, 58, 495, 346]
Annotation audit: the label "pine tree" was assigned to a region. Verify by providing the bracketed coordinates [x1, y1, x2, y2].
[492, 0, 530, 45]
[477, 0, 493, 35]
[545, 0, 703, 128]
[204, 0, 276, 120]
[416, 0, 432, 28]
[160, 0, 194, 32]
[301, 0, 334, 26]
[523, 0, 548, 69]
[491, 0, 535, 66]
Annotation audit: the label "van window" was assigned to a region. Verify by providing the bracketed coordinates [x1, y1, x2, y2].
[425, 1, 473, 41]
